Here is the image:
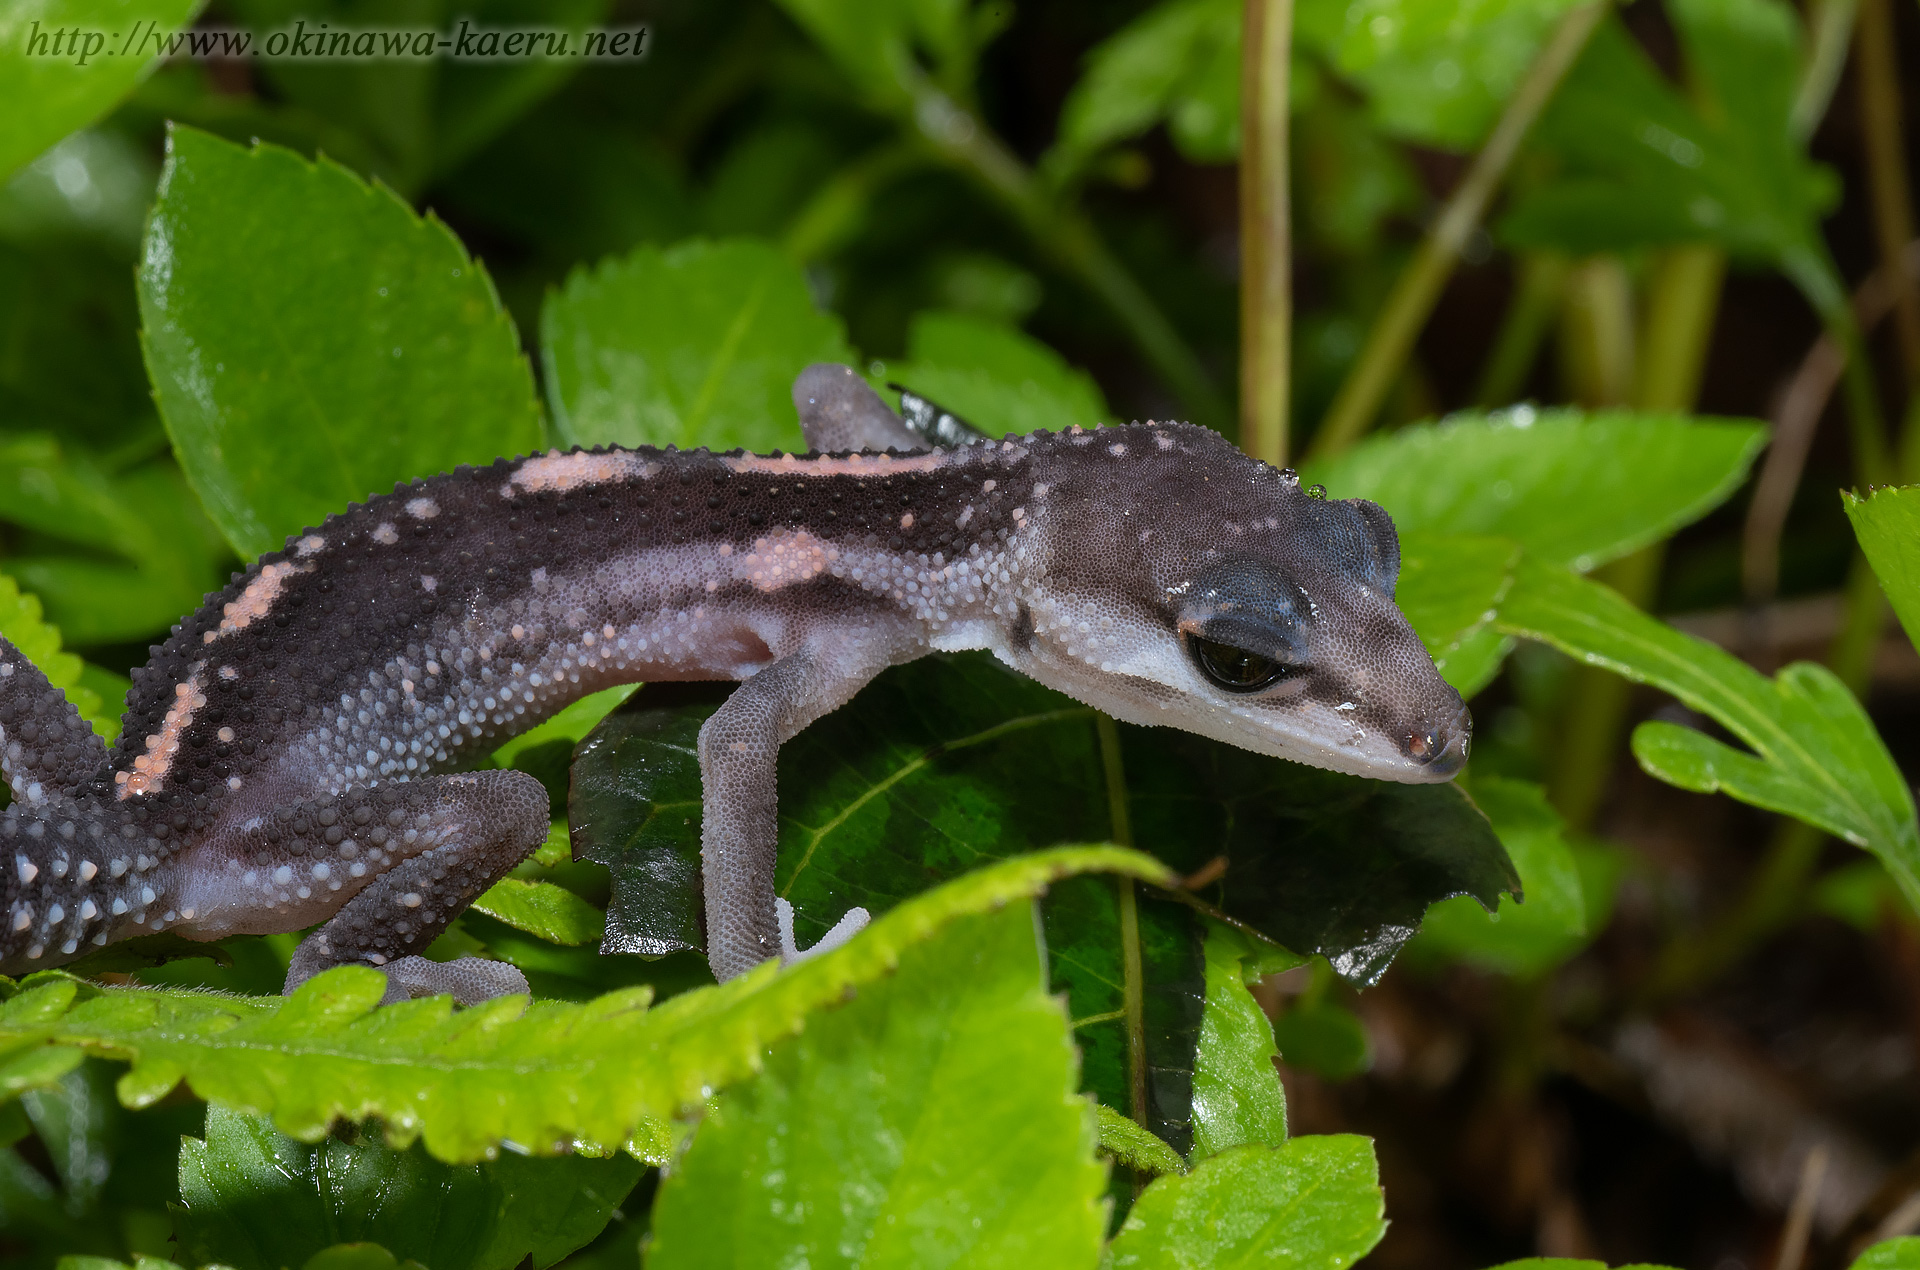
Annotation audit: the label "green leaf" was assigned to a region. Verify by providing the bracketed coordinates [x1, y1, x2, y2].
[138, 125, 544, 560]
[541, 237, 854, 454]
[1310, 408, 1767, 573]
[56, 1259, 187, 1270]
[572, 656, 1512, 1151]
[1095, 1103, 1189, 1177]
[469, 879, 605, 947]
[0, 847, 1169, 1163]
[1396, 532, 1517, 697]
[1189, 921, 1288, 1160]
[1495, 558, 1920, 905]
[1294, 0, 1586, 150]
[0, 572, 109, 735]
[300, 1248, 426, 1270]
[1853, 1239, 1920, 1270]
[883, 310, 1110, 437]
[650, 903, 1107, 1269]
[175, 1105, 639, 1270]
[1845, 485, 1920, 650]
[0, 0, 204, 183]
[1406, 776, 1593, 976]
[1501, 0, 1830, 262]
[1050, 0, 1241, 171]
[770, 0, 971, 108]
[1105, 1135, 1387, 1269]
[1482, 1263, 1681, 1270]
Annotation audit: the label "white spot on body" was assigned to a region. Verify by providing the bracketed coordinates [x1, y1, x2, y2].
[406, 497, 440, 519]
[373, 523, 399, 546]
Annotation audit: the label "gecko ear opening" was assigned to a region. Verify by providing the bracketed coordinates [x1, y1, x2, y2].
[1302, 498, 1401, 599]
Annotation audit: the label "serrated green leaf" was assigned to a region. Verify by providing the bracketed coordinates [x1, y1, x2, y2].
[0, 847, 1168, 1164]
[174, 1105, 639, 1270]
[881, 310, 1109, 436]
[1407, 776, 1593, 976]
[1496, 558, 1920, 904]
[0, 572, 110, 735]
[1311, 409, 1767, 572]
[1500, 0, 1829, 261]
[1095, 1103, 1189, 1177]
[1295, 0, 1586, 149]
[1104, 1135, 1387, 1268]
[1845, 485, 1920, 651]
[0, 0, 203, 183]
[541, 237, 854, 454]
[1190, 921, 1288, 1160]
[1853, 1238, 1920, 1269]
[650, 903, 1108, 1269]
[469, 879, 605, 947]
[138, 125, 544, 560]
[1050, 0, 1241, 170]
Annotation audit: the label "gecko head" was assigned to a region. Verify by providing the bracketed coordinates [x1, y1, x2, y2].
[1009, 425, 1468, 783]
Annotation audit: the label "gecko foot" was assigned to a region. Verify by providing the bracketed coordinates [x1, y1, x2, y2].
[376, 955, 530, 1005]
[777, 898, 871, 967]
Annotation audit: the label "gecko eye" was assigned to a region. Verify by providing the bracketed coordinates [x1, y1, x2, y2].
[1187, 635, 1293, 693]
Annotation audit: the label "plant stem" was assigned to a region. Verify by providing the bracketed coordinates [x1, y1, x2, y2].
[1635, 245, 1727, 411]
[1557, 256, 1635, 407]
[904, 86, 1231, 432]
[1097, 714, 1148, 1134]
[1240, 0, 1294, 465]
[1854, 0, 1920, 386]
[1309, 0, 1607, 459]
[1792, 0, 1860, 142]
[1547, 247, 1723, 832]
[1473, 251, 1569, 406]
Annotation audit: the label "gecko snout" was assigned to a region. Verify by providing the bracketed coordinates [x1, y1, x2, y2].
[1405, 703, 1471, 779]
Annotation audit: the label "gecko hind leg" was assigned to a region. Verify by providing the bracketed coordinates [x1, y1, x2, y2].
[281, 769, 549, 1006]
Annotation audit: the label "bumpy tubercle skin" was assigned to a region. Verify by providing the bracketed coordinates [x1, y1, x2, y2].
[0, 397, 1468, 994]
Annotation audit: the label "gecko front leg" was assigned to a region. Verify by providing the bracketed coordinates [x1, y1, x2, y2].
[698, 632, 915, 980]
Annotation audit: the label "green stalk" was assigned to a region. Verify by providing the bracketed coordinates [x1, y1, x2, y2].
[1472, 251, 1570, 407]
[1548, 247, 1724, 832]
[1097, 714, 1148, 1136]
[902, 85, 1231, 432]
[1240, 0, 1294, 465]
[1309, 0, 1608, 459]
[1791, 0, 1860, 142]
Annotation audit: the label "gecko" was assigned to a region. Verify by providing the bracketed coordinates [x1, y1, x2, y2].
[0, 364, 1469, 1000]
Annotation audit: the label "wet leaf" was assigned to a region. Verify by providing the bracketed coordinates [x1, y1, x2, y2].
[1396, 532, 1517, 696]
[649, 903, 1107, 1270]
[174, 1105, 640, 1270]
[540, 238, 853, 454]
[1189, 921, 1289, 1160]
[0, 0, 203, 183]
[1104, 1135, 1387, 1268]
[469, 879, 605, 947]
[138, 126, 544, 560]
